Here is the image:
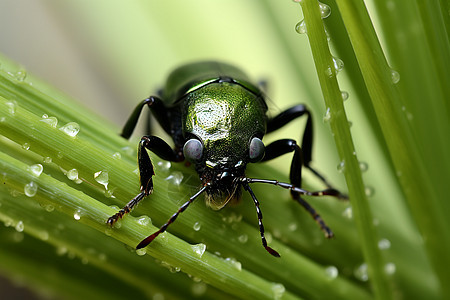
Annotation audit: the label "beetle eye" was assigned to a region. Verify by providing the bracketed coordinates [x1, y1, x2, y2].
[183, 139, 203, 162]
[249, 137, 265, 162]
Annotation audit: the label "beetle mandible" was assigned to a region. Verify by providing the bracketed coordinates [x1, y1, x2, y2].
[107, 61, 346, 257]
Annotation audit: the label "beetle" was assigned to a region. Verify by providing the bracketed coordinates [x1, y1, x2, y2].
[107, 61, 346, 257]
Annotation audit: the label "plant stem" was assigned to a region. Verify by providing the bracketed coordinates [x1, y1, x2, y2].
[297, 0, 392, 299]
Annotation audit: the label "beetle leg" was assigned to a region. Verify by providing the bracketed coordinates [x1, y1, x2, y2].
[136, 185, 207, 249]
[262, 139, 308, 192]
[267, 104, 336, 188]
[242, 181, 280, 257]
[261, 138, 335, 238]
[121, 96, 171, 139]
[107, 135, 184, 226]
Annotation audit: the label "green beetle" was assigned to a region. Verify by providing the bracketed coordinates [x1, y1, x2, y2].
[108, 61, 346, 257]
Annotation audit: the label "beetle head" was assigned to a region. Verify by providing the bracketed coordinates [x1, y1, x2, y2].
[182, 134, 266, 210]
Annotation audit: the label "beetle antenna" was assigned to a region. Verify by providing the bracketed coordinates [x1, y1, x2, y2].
[136, 185, 208, 250]
[242, 178, 339, 238]
[242, 181, 280, 257]
[243, 178, 347, 199]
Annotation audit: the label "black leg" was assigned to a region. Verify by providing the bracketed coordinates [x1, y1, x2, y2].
[260, 138, 343, 238]
[136, 185, 208, 249]
[267, 104, 335, 188]
[121, 96, 172, 139]
[261, 139, 303, 193]
[242, 182, 280, 257]
[107, 135, 184, 226]
[244, 178, 341, 238]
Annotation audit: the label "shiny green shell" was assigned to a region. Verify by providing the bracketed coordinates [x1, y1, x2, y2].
[163, 63, 268, 167]
[183, 82, 267, 169]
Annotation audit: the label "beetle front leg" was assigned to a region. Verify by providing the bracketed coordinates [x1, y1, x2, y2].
[121, 96, 172, 139]
[107, 136, 183, 226]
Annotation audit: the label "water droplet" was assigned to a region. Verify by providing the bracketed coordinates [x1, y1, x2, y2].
[73, 210, 82, 220]
[384, 262, 396, 275]
[271, 283, 286, 300]
[288, 222, 298, 231]
[373, 218, 380, 226]
[238, 234, 248, 243]
[43, 157, 52, 164]
[354, 263, 369, 281]
[193, 221, 201, 231]
[191, 282, 207, 297]
[98, 253, 107, 261]
[104, 227, 113, 236]
[191, 243, 206, 258]
[390, 69, 400, 84]
[0, 117, 5, 122]
[378, 238, 391, 250]
[105, 188, 115, 197]
[341, 91, 349, 101]
[325, 266, 339, 279]
[153, 293, 165, 300]
[112, 152, 121, 159]
[295, 19, 307, 34]
[324, 27, 331, 41]
[319, 2, 331, 18]
[332, 56, 344, 74]
[136, 248, 146, 256]
[159, 260, 180, 273]
[324, 66, 334, 77]
[15, 69, 27, 81]
[365, 186, 375, 197]
[165, 171, 183, 186]
[359, 161, 368, 172]
[342, 206, 353, 219]
[337, 160, 345, 173]
[137, 216, 151, 226]
[15, 221, 24, 232]
[67, 169, 78, 181]
[6, 101, 17, 115]
[225, 257, 242, 271]
[22, 143, 30, 150]
[29, 164, 43, 177]
[56, 246, 68, 256]
[59, 122, 80, 137]
[40, 115, 58, 128]
[323, 107, 331, 122]
[94, 171, 109, 189]
[24, 182, 38, 197]
[222, 212, 243, 224]
[44, 204, 55, 212]
[157, 161, 171, 174]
